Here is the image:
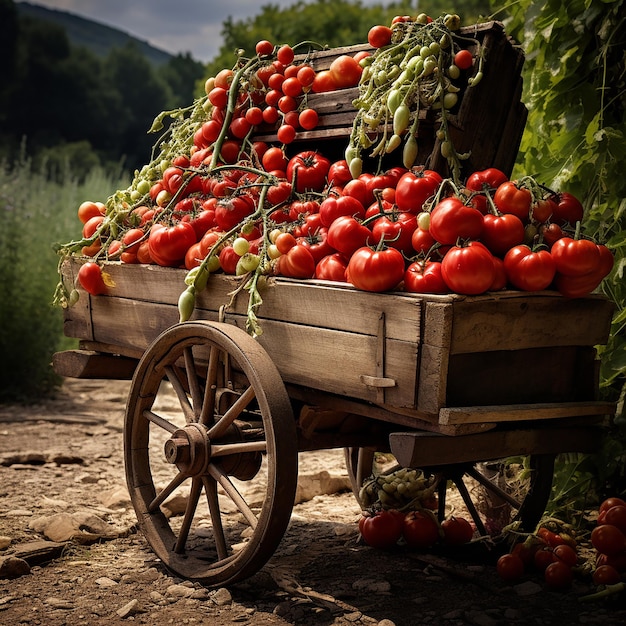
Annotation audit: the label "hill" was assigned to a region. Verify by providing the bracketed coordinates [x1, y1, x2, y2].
[16, 1, 174, 66]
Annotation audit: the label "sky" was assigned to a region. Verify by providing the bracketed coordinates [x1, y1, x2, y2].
[21, 0, 388, 63]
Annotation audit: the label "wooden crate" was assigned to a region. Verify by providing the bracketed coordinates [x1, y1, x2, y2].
[254, 21, 527, 179]
[57, 259, 614, 434]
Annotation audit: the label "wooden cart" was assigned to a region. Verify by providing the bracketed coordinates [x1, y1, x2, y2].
[51, 20, 615, 586]
[53, 258, 615, 586]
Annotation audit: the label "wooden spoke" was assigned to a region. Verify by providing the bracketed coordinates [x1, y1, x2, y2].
[174, 477, 204, 554]
[210, 441, 267, 457]
[200, 345, 220, 426]
[202, 476, 228, 561]
[183, 346, 203, 417]
[208, 463, 258, 529]
[144, 409, 178, 434]
[465, 465, 522, 509]
[207, 385, 256, 439]
[164, 365, 195, 423]
[148, 471, 187, 512]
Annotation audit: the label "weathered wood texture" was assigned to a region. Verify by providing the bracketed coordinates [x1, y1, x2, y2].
[57, 259, 614, 430]
[253, 21, 527, 178]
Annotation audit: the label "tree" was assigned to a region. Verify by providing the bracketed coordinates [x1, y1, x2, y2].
[103, 43, 175, 170]
[159, 53, 206, 107]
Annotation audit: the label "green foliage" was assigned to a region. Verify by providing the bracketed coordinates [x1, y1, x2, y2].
[494, 0, 626, 500]
[0, 152, 128, 403]
[203, 0, 492, 87]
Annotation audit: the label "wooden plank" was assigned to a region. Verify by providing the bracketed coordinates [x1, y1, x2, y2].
[52, 349, 137, 380]
[389, 424, 605, 467]
[70, 261, 423, 344]
[422, 294, 614, 353]
[84, 295, 420, 407]
[438, 401, 616, 426]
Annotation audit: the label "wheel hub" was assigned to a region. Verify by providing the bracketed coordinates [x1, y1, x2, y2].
[164, 423, 210, 476]
[163, 421, 262, 480]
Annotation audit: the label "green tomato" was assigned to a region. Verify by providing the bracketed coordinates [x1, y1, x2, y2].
[232, 237, 250, 256]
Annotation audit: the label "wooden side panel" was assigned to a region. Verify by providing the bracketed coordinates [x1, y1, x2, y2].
[447, 296, 614, 353]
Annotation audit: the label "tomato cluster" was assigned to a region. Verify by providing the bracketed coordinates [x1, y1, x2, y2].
[76, 155, 614, 303]
[359, 509, 474, 551]
[496, 524, 579, 591]
[591, 497, 626, 586]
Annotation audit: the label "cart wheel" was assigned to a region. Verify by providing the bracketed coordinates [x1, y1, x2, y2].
[344, 447, 555, 534]
[125, 321, 298, 586]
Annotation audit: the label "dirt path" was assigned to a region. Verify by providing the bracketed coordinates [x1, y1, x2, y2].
[0, 379, 624, 625]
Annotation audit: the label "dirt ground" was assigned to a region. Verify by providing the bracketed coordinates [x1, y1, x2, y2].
[1, 378, 625, 626]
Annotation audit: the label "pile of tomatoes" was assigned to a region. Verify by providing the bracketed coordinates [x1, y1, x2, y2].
[496, 524, 580, 591]
[359, 507, 474, 551]
[76, 151, 614, 303]
[591, 496, 626, 587]
[71, 28, 613, 307]
[495, 497, 626, 593]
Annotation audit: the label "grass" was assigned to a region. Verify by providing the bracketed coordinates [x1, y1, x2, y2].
[0, 154, 128, 402]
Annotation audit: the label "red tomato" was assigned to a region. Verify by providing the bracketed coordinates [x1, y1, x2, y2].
[347, 246, 405, 292]
[402, 510, 441, 549]
[315, 253, 349, 281]
[544, 560, 573, 590]
[554, 243, 614, 297]
[218, 246, 239, 274]
[591, 524, 626, 556]
[311, 70, 338, 93]
[494, 181, 532, 221]
[327, 160, 353, 187]
[454, 49, 473, 71]
[359, 510, 403, 549]
[553, 544, 578, 568]
[286, 151, 331, 193]
[275, 232, 297, 254]
[441, 516, 474, 545]
[255, 39, 274, 56]
[214, 195, 256, 231]
[395, 170, 442, 213]
[411, 227, 437, 256]
[534, 546, 557, 572]
[327, 215, 372, 256]
[319, 195, 365, 228]
[429, 197, 484, 244]
[465, 168, 508, 192]
[77, 200, 105, 224]
[276, 44, 294, 65]
[540, 222, 565, 247]
[298, 227, 332, 263]
[276, 244, 316, 278]
[441, 241, 496, 295]
[531, 197, 557, 223]
[148, 222, 197, 267]
[503, 245, 556, 291]
[600, 497, 626, 515]
[592, 564, 622, 586]
[298, 108, 319, 130]
[497, 553, 525, 582]
[82, 214, 105, 239]
[404, 260, 449, 294]
[266, 180, 292, 206]
[368, 25, 393, 48]
[77, 262, 107, 295]
[329, 55, 362, 88]
[480, 212, 525, 257]
[370, 212, 417, 255]
[550, 237, 601, 276]
[551, 191, 584, 226]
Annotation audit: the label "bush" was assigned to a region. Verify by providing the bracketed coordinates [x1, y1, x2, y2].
[0, 152, 127, 402]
